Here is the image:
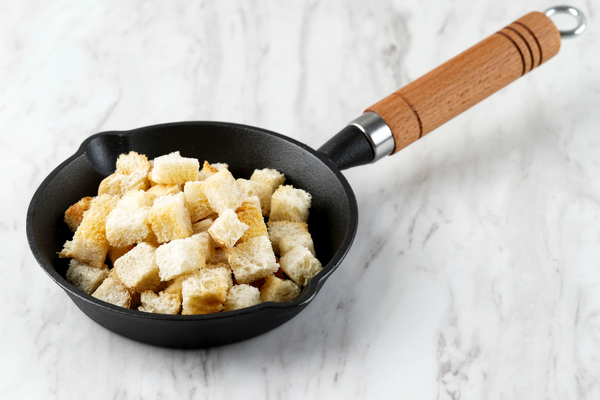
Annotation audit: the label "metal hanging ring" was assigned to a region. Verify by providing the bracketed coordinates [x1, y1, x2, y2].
[544, 5, 587, 38]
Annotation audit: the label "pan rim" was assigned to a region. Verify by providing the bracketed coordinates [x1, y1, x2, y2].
[26, 120, 359, 322]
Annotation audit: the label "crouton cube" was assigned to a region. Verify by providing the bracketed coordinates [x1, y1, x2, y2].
[64, 196, 93, 232]
[115, 151, 151, 174]
[184, 181, 214, 222]
[237, 179, 272, 216]
[223, 284, 261, 312]
[192, 218, 213, 234]
[279, 231, 315, 257]
[105, 191, 155, 247]
[155, 236, 205, 281]
[149, 192, 193, 243]
[269, 185, 312, 223]
[208, 248, 228, 264]
[202, 169, 244, 215]
[92, 275, 132, 308]
[146, 184, 181, 197]
[151, 151, 200, 184]
[113, 243, 161, 292]
[163, 275, 186, 297]
[138, 291, 181, 314]
[235, 200, 267, 244]
[107, 244, 134, 266]
[191, 231, 215, 260]
[259, 275, 300, 303]
[226, 235, 278, 284]
[181, 267, 232, 314]
[208, 209, 249, 249]
[250, 168, 286, 193]
[196, 161, 219, 181]
[98, 170, 150, 197]
[65, 259, 109, 295]
[267, 220, 309, 255]
[59, 194, 119, 268]
[279, 244, 323, 287]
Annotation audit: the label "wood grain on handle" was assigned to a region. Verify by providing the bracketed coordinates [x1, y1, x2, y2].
[366, 12, 561, 154]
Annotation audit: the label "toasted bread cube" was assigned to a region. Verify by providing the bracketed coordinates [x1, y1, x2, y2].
[191, 231, 216, 260]
[269, 185, 311, 223]
[92, 275, 132, 308]
[163, 275, 186, 297]
[196, 161, 219, 181]
[184, 181, 214, 222]
[208, 248, 228, 264]
[208, 209, 249, 249]
[250, 168, 286, 193]
[151, 151, 200, 184]
[138, 290, 181, 314]
[260, 275, 300, 303]
[226, 235, 278, 284]
[236, 179, 272, 216]
[202, 170, 244, 215]
[242, 195, 262, 211]
[235, 200, 267, 244]
[65, 259, 109, 295]
[64, 196, 93, 232]
[192, 218, 213, 234]
[279, 244, 322, 287]
[113, 243, 161, 292]
[115, 151, 151, 174]
[181, 267, 232, 314]
[149, 192, 193, 243]
[156, 236, 205, 281]
[279, 231, 315, 257]
[267, 220, 309, 255]
[107, 244, 134, 266]
[98, 170, 150, 197]
[146, 184, 181, 197]
[205, 262, 232, 273]
[106, 191, 155, 247]
[223, 284, 261, 312]
[59, 194, 119, 268]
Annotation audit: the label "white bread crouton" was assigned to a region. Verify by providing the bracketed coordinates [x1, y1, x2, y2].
[163, 275, 186, 297]
[105, 190, 155, 247]
[149, 192, 193, 243]
[226, 235, 278, 284]
[59, 194, 119, 268]
[269, 185, 312, 223]
[113, 243, 161, 292]
[279, 244, 323, 287]
[138, 290, 181, 314]
[237, 179, 272, 216]
[202, 169, 244, 215]
[259, 275, 300, 303]
[267, 220, 309, 255]
[181, 267, 232, 315]
[208, 248, 228, 264]
[235, 200, 267, 244]
[107, 244, 135, 266]
[64, 196, 93, 232]
[196, 161, 219, 181]
[279, 231, 315, 257]
[155, 236, 205, 281]
[65, 259, 109, 295]
[115, 151, 151, 174]
[223, 284, 260, 312]
[146, 184, 181, 197]
[191, 231, 215, 260]
[98, 170, 150, 197]
[92, 274, 132, 308]
[192, 218, 213, 234]
[183, 181, 214, 222]
[208, 209, 249, 249]
[151, 151, 200, 184]
[250, 168, 286, 193]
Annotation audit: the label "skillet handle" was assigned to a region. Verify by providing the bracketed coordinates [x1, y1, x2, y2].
[366, 11, 561, 154]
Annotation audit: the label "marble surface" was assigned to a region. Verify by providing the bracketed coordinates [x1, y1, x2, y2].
[2, 0, 599, 399]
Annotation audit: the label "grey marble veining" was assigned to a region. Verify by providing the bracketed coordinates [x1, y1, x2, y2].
[2, 0, 599, 399]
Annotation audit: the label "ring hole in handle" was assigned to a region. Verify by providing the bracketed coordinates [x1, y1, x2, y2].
[544, 5, 587, 38]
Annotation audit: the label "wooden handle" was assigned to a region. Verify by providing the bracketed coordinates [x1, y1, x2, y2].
[366, 12, 561, 154]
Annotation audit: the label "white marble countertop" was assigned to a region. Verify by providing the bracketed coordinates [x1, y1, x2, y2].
[2, 0, 599, 399]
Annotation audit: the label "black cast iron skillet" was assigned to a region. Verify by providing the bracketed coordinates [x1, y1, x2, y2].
[26, 11, 567, 347]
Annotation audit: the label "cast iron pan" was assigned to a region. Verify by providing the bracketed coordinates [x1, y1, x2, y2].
[26, 11, 575, 347]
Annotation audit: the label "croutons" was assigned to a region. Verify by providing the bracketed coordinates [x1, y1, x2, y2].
[115, 151, 151, 174]
[112, 243, 161, 292]
[269, 185, 312, 223]
[250, 168, 286, 193]
[267, 220, 310, 255]
[98, 170, 150, 197]
[235, 200, 267, 244]
[183, 181, 214, 222]
[155, 236, 205, 281]
[279, 231, 315, 257]
[146, 184, 181, 197]
[208, 209, 249, 249]
[64, 197, 93, 232]
[237, 179, 272, 216]
[202, 169, 244, 215]
[223, 284, 261, 312]
[92, 274, 132, 308]
[65, 259, 109, 295]
[138, 290, 181, 314]
[260, 275, 300, 303]
[279, 244, 322, 287]
[149, 192, 193, 243]
[105, 190, 155, 247]
[181, 267, 232, 315]
[226, 235, 278, 284]
[151, 151, 200, 184]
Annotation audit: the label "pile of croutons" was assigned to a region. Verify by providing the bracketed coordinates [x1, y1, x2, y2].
[59, 151, 322, 315]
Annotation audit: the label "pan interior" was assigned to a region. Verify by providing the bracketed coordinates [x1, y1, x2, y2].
[30, 122, 356, 309]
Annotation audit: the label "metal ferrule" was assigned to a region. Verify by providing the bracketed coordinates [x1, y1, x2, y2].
[348, 112, 395, 163]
